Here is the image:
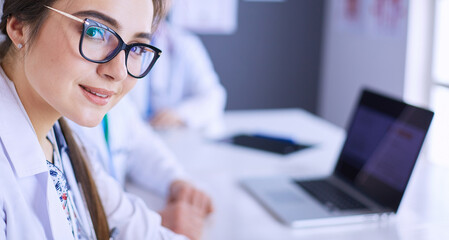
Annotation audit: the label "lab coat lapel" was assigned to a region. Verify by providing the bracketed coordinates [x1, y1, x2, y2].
[0, 75, 47, 177]
[0, 72, 74, 239]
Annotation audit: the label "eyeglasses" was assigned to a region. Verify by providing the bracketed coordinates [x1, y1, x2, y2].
[45, 6, 161, 79]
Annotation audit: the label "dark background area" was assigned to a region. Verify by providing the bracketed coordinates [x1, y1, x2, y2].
[199, 0, 325, 113]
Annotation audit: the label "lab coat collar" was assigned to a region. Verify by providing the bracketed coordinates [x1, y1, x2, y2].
[0, 69, 75, 239]
[0, 68, 48, 178]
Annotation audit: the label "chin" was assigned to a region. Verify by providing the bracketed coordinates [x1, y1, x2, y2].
[81, 119, 103, 128]
[67, 113, 104, 128]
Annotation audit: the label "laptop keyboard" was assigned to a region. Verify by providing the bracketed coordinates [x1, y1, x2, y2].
[295, 180, 368, 210]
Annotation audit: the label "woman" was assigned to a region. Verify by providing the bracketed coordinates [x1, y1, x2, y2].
[0, 0, 187, 239]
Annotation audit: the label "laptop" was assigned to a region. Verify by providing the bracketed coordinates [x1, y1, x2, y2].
[241, 89, 434, 228]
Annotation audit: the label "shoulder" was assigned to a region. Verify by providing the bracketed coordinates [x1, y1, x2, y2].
[166, 24, 205, 51]
[108, 95, 144, 131]
[168, 24, 197, 40]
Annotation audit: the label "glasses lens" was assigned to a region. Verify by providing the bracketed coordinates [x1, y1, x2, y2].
[80, 20, 158, 78]
[126, 45, 157, 78]
[81, 25, 119, 61]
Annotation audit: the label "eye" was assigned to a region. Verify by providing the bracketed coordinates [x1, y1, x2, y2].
[130, 46, 145, 56]
[85, 26, 105, 40]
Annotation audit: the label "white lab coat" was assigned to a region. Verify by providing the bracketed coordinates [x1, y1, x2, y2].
[67, 95, 186, 197]
[0, 68, 187, 239]
[130, 22, 226, 130]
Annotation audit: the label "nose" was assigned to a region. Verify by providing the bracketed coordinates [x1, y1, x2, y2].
[96, 51, 128, 81]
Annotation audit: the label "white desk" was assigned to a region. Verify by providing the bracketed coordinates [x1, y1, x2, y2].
[132, 109, 449, 240]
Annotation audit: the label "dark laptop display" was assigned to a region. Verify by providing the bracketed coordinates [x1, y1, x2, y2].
[334, 90, 434, 212]
[241, 89, 434, 228]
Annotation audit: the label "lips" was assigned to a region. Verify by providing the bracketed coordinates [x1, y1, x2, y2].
[80, 84, 115, 106]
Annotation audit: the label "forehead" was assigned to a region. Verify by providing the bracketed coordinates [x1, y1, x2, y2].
[53, 0, 155, 39]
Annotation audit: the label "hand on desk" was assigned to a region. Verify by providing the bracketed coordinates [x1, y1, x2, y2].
[160, 180, 213, 240]
[150, 110, 185, 129]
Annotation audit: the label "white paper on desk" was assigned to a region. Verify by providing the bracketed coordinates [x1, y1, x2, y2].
[170, 0, 238, 34]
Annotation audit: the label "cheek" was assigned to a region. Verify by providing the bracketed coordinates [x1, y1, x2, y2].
[25, 36, 81, 88]
[23, 46, 72, 110]
[122, 78, 138, 95]
[25, 20, 88, 82]
[23, 45, 83, 112]
[115, 77, 138, 103]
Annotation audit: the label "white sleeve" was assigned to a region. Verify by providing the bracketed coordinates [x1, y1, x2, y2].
[91, 159, 189, 240]
[127, 119, 187, 197]
[171, 31, 227, 129]
[115, 97, 187, 197]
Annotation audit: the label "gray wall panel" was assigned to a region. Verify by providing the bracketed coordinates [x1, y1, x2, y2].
[199, 0, 325, 113]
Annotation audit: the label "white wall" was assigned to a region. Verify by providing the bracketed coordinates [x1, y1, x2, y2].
[318, 1, 410, 128]
[403, 0, 434, 108]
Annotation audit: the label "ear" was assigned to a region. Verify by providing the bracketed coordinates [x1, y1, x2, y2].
[6, 16, 27, 49]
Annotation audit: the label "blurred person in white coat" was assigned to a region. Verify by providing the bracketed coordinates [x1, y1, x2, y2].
[68, 95, 213, 240]
[130, 17, 227, 132]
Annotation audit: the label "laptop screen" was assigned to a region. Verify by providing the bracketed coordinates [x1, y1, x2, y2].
[334, 89, 434, 212]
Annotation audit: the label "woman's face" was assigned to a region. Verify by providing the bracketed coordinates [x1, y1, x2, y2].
[22, 0, 154, 127]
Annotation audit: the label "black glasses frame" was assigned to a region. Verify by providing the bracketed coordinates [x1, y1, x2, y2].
[79, 19, 162, 79]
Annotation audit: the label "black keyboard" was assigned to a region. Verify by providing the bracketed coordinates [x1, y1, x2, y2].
[295, 180, 368, 210]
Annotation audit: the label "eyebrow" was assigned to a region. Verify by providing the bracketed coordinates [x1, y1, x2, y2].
[73, 10, 153, 42]
[74, 10, 120, 30]
[135, 32, 153, 42]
